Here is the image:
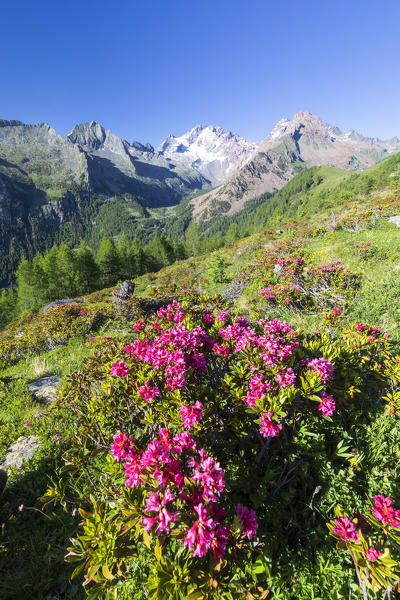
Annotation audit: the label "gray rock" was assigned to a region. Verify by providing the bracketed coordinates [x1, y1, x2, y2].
[28, 376, 61, 404]
[113, 280, 135, 300]
[274, 264, 283, 275]
[0, 436, 41, 471]
[41, 298, 83, 313]
[388, 215, 400, 227]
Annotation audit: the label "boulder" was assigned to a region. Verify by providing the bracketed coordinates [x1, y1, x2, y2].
[0, 436, 41, 472]
[41, 298, 83, 313]
[113, 280, 135, 300]
[388, 215, 400, 228]
[28, 375, 61, 404]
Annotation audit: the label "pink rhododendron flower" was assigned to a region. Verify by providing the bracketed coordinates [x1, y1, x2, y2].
[235, 504, 258, 539]
[133, 321, 145, 331]
[142, 489, 179, 534]
[318, 392, 336, 418]
[35, 412, 44, 418]
[179, 401, 203, 429]
[372, 495, 400, 527]
[124, 454, 143, 488]
[183, 503, 215, 558]
[215, 310, 230, 323]
[111, 433, 134, 462]
[260, 412, 282, 438]
[332, 307, 341, 315]
[308, 357, 334, 383]
[213, 343, 230, 358]
[110, 361, 129, 377]
[202, 311, 213, 324]
[366, 546, 382, 562]
[166, 375, 186, 390]
[332, 517, 359, 542]
[190, 449, 225, 501]
[138, 381, 160, 401]
[24, 422, 30, 427]
[276, 367, 296, 388]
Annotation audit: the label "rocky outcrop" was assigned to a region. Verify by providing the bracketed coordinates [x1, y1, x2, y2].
[27, 376, 61, 404]
[0, 436, 41, 471]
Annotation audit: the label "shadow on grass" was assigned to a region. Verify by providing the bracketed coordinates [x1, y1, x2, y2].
[0, 451, 85, 600]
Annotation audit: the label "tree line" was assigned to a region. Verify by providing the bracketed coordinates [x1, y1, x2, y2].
[0, 223, 241, 328]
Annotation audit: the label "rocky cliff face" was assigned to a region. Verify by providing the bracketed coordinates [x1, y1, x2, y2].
[66, 121, 207, 204]
[190, 111, 400, 220]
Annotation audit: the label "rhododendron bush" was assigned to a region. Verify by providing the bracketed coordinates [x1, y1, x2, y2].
[45, 291, 400, 599]
[236, 245, 360, 314]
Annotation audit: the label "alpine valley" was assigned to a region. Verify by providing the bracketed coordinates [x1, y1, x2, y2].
[0, 110, 399, 286]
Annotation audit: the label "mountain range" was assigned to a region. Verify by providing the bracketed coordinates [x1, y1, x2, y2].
[0, 111, 399, 286]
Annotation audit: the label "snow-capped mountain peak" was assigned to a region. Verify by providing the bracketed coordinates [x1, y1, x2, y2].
[157, 125, 259, 185]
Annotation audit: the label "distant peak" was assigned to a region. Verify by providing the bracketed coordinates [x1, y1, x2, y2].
[67, 121, 107, 150]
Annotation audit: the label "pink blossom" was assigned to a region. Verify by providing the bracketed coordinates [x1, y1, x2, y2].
[138, 381, 160, 401]
[318, 392, 336, 418]
[183, 503, 215, 558]
[124, 454, 143, 488]
[260, 412, 282, 438]
[235, 504, 258, 539]
[308, 357, 334, 383]
[166, 375, 186, 390]
[276, 367, 296, 388]
[34, 412, 44, 418]
[190, 450, 225, 501]
[202, 311, 213, 324]
[179, 402, 203, 429]
[332, 517, 359, 542]
[210, 525, 230, 560]
[213, 343, 230, 358]
[215, 310, 230, 323]
[332, 307, 341, 316]
[142, 489, 179, 534]
[24, 422, 30, 427]
[111, 433, 134, 462]
[366, 546, 382, 562]
[133, 321, 145, 331]
[110, 361, 129, 377]
[372, 495, 400, 527]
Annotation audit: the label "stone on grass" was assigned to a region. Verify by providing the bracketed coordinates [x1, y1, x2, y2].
[0, 436, 41, 472]
[388, 215, 400, 228]
[28, 376, 61, 404]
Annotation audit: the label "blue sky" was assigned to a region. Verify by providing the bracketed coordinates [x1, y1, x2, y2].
[1, 0, 399, 145]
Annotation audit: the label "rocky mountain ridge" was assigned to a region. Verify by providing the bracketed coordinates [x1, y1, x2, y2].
[190, 111, 400, 221]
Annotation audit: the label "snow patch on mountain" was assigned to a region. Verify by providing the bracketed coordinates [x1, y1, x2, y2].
[157, 125, 259, 185]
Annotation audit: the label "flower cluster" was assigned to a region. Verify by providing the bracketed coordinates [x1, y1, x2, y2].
[259, 283, 302, 307]
[111, 428, 257, 560]
[328, 495, 400, 592]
